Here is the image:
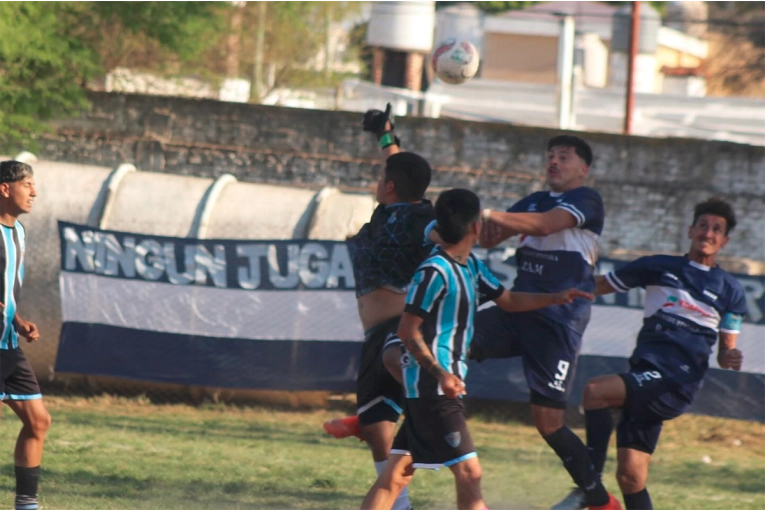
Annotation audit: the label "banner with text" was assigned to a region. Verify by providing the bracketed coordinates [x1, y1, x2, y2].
[56, 222, 765, 421]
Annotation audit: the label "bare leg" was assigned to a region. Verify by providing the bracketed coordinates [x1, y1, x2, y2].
[449, 456, 486, 510]
[6, 399, 51, 467]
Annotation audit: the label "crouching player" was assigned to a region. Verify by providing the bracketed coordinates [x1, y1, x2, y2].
[361, 188, 594, 510]
[553, 198, 748, 510]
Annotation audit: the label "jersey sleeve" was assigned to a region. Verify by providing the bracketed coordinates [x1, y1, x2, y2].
[557, 187, 604, 229]
[422, 220, 437, 246]
[474, 256, 505, 304]
[604, 256, 663, 293]
[720, 279, 748, 334]
[405, 265, 446, 319]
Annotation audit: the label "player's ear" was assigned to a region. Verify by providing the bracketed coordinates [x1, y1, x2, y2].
[0, 183, 9, 198]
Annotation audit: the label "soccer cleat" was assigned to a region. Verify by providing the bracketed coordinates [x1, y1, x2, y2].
[552, 488, 586, 510]
[323, 415, 363, 441]
[15, 494, 39, 510]
[588, 493, 622, 510]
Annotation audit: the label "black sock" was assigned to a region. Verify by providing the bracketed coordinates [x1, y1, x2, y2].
[623, 488, 652, 510]
[585, 407, 614, 478]
[15, 466, 40, 498]
[544, 426, 609, 506]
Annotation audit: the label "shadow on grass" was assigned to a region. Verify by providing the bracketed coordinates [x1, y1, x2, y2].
[7, 464, 361, 508]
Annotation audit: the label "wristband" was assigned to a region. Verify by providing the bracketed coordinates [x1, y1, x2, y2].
[378, 132, 394, 149]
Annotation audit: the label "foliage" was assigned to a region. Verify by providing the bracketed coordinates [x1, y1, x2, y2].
[0, 2, 224, 152]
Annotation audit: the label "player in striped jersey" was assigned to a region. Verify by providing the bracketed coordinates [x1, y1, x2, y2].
[553, 198, 748, 510]
[0, 160, 50, 510]
[361, 188, 594, 510]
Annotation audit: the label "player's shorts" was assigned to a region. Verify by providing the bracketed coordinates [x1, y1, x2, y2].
[0, 347, 42, 401]
[471, 307, 581, 408]
[616, 361, 692, 454]
[391, 396, 476, 470]
[356, 316, 403, 426]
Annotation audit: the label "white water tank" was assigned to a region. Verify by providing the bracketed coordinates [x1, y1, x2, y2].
[367, 1, 436, 52]
[435, 3, 484, 56]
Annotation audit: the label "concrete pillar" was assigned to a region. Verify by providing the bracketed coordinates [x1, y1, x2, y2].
[372, 48, 384, 85]
[405, 52, 424, 91]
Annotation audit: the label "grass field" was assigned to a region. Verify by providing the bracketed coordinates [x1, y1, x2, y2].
[0, 395, 761, 509]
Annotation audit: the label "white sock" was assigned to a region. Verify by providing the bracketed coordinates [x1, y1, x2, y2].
[374, 460, 411, 510]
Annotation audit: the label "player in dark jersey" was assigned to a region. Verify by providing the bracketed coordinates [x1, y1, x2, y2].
[552, 198, 747, 510]
[0, 160, 51, 510]
[322, 105, 434, 510]
[473, 135, 621, 509]
[361, 188, 595, 510]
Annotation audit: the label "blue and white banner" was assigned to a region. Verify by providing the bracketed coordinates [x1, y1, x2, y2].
[56, 221, 765, 421]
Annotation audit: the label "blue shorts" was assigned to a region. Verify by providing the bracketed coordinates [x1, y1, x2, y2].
[616, 361, 692, 454]
[471, 307, 581, 408]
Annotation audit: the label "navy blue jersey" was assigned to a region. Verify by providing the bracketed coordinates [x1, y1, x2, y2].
[0, 222, 26, 350]
[508, 187, 604, 334]
[403, 250, 504, 398]
[605, 255, 747, 397]
[348, 201, 435, 297]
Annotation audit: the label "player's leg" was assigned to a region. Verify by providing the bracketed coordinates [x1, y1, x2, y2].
[2, 348, 51, 510]
[360, 453, 415, 510]
[583, 375, 627, 479]
[522, 316, 616, 509]
[449, 456, 486, 510]
[615, 448, 652, 510]
[382, 336, 404, 385]
[467, 305, 523, 362]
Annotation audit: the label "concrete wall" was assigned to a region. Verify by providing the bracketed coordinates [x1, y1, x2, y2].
[37, 92, 765, 263]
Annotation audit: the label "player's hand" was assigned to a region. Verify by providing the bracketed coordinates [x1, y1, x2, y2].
[553, 288, 595, 305]
[480, 216, 504, 247]
[439, 372, 466, 399]
[718, 348, 743, 371]
[362, 103, 394, 138]
[16, 319, 40, 343]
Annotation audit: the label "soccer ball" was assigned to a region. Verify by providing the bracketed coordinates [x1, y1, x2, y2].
[431, 38, 480, 85]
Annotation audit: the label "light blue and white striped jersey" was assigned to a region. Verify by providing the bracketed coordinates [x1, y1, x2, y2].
[402, 249, 504, 398]
[0, 222, 25, 350]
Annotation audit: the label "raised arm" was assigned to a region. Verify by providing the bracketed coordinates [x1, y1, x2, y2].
[484, 208, 576, 238]
[594, 275, 617, 296]
[362, 103, 400, 166]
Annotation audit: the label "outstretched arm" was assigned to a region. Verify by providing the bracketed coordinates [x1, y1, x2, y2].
[484, 208, 576, 238]
[493, 287, 593, 313]
[594, 275, 617, 296]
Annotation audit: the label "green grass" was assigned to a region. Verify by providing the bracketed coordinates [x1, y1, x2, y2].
[0, 395, 761, 509]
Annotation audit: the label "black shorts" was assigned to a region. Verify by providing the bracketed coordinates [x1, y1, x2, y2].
[616, 362, 692, 454]
[472, 307, 581, 408]
[356, 316, 403, 426]
[391, 396, 476, 470]
[1, 348, 42, 401]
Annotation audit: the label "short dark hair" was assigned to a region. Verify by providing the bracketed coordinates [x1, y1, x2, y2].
[0, 160, 34, 184]
[693, 197, 737, 235]
[385, 152, 431, 202]
[547, 135, 593, 166]
[435, 188, 480, 244]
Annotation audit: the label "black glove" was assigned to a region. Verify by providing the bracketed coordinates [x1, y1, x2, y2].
[362, 103, 394, 139]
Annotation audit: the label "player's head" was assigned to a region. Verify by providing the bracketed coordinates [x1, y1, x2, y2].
[545, 135, 592, 192]
[0, 160, 36, 216]
[435, 188, 481, 245]
[376, 152, 432, 205]
[688, 197, 736, 258]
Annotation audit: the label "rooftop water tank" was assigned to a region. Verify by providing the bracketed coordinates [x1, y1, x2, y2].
[611, 3, 661, 54]
[367, 1, 436, 52]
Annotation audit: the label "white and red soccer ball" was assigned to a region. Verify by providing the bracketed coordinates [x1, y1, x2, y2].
[431, 38, 480, 85]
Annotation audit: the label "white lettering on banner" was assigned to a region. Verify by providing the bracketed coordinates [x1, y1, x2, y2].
[237, 244, 268, 289]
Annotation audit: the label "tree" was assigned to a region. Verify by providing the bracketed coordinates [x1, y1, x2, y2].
[0, 2, 224, 151]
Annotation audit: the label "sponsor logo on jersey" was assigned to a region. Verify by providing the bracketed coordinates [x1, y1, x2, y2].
[662, 295, 715, 318]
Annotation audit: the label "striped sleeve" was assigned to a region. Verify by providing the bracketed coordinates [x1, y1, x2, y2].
[405, 265, 446, 319]
[473, 255, 504, 304]
[556, 187, 603, 228]
[606, 256, 661, 293]
[720, 278, 748, 334]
